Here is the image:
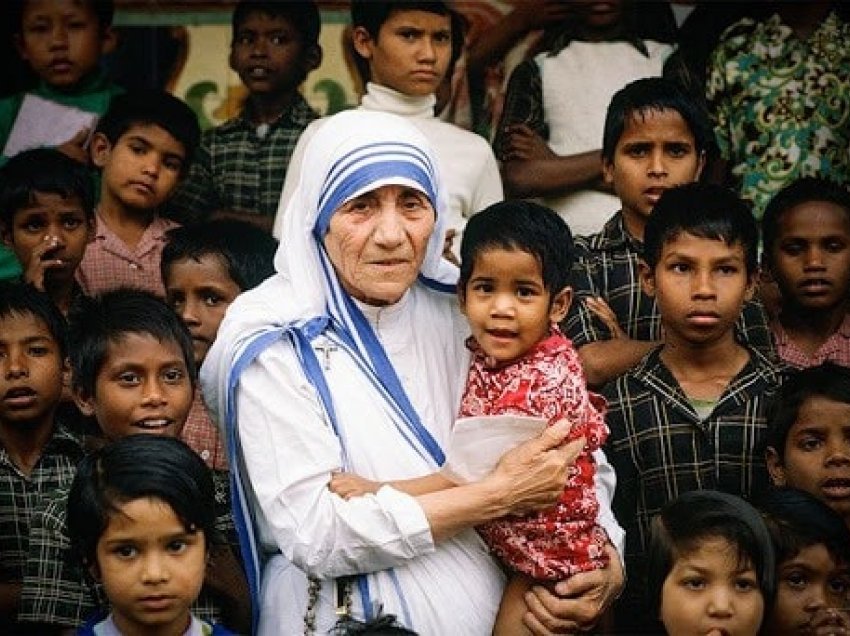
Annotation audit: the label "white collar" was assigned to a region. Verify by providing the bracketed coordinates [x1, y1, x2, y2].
[361, 82, 436, 119]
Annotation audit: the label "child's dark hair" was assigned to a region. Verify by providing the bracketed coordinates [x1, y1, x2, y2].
[232, 0, 321, 47]
[94, 90, 201, 168]
[67, 435, 217, 568]
[459, 200, 574, 295]
[760, 487, 850, 568]
[161, 219, 277, 292]
[643, 182, 759, 275]
[351, 1, 450, 37]
[761, 177, 850, 267]
[12, 0, 114, 33]
[0, 148, 95, 229]
[0, 281, 68, 358]
[647, 490, 776, 620]
[68, 288, 196, 397]
[766, 363, 850, 461]
[602, 77, 712, 163]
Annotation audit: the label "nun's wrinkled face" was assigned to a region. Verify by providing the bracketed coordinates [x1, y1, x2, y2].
[324, 184, 435, 306]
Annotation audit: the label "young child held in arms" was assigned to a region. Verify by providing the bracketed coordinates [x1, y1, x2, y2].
[169, 1, 322, 230]
[161, 219, 277, 470]
[647, 490, 775, 636]
[15, 290, 250, 633]
[563, 77, 773, 388]
[68, 435, 235, 635]
[766, 363, 850, 531]
[331, 200, 611, 635]
[0, 0, 120, 282]
[0, 148, 95, 315]
[0, 282, 84, 632]
[761, 177, 850, 368]
[760, 487, 850, 636]
[605, 182, 782, 631]
[77, 90, 201, 298]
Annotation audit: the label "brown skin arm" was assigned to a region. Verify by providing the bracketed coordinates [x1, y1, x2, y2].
[204, 544, 252, 634]
[578, 339, 659, 388]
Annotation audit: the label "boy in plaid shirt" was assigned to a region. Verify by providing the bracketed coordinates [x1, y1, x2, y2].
[0, 283, 84, 632]
[604, 183, 782, 632]
[563, 78, 774, 388]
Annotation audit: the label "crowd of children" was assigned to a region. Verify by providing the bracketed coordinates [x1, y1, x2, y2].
[0, 0, 847, 634]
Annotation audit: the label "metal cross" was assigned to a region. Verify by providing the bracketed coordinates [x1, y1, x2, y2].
[315, 341, 338, 371]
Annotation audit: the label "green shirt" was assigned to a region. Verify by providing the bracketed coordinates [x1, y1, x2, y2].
[0, 72, 123, 281]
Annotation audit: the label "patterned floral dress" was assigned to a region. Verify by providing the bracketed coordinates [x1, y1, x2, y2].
[461, 326, 609, 580]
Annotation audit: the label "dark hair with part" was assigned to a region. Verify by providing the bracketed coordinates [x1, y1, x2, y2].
[761, 177, 850, 267]
[643, 182, 759, 274]
[766, 363, 850, 462]
[647, 490, 776, 620]
[67, 435, 218, 567]
[12, 0, 114, 33]
[459, 200, 574, 295]
[760, 487, 850, 567]
[0, 281, 68, 358]
[232, 0, 321, 46]
[161, 219, 277, 292]
[351, 1, 451, 37]
[94, 90, 201, 169]
[0, 148, 95, 228]
[602, 77, 712, 163]
[67, 288, 196, 397]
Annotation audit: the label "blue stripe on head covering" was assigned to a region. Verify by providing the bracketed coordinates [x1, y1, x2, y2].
[313, 141, 438, 239]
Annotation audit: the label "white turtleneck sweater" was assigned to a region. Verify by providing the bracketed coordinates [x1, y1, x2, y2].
[272, 84, 503, 256]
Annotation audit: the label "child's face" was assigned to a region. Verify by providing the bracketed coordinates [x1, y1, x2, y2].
[767, 395, 850, 521]
[640, 232, 754, 349]
[603, 109, 705, 239]
[0, 312, 66, 428]
[2, 192, 93, 286]
[767, 201, 850, 314]
[660, 536, 764, 636]
[229, 11, 318, 99]
[93, 496, 206, 636]
[766, 544, 850, 635]
[460, 247, 570, 366]
[75, 333, 193, 441]
[352, 9, 452, 97]
[15, 0, 114, 90]
[91, 124, 187, 213]
[164, 255, 242, 365]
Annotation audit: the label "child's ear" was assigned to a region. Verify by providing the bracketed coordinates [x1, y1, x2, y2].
[86, 558, 102, 583]
[744, 269, 758, 302]
[0, 224, 12, 248]
[12, 33, 29, 63]
[89, 133, 112, 168]
[457, 283, 467, 315]
[549, 287, 572, 324]
[765, 446, 787, 487]
[302, 43, 323, 74]
[638, 259, 656, 297]
[100, 27, 118, 56]
[602, 157, 615, 187]
[694, 150, 707, 181]
[73, 385, 96, 418]
[351, 26, 375, 60]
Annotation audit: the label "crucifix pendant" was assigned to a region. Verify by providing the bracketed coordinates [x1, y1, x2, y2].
[315, 341, 338, 371]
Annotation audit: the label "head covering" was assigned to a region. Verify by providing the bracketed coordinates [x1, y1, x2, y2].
[200, 111, 458, 623]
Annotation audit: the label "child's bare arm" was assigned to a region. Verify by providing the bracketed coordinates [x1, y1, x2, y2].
[578, 339, 658, 388]
[330, 471, 456, 500]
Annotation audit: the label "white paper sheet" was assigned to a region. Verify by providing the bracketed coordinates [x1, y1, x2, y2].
[3, 94, 98, 158]
[440, 414, 548, 484]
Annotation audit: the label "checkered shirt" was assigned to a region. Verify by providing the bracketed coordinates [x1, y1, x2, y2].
[182, 389, 227, 471]
[604, 346, 781, 624]
[17, 469, 237, 628]
[563, 211, 776, 359]
[76, 213, 177, 298]
[168, 95, 318, 222]
[0, 425, 83, 584]
[771, 314, 850, 369]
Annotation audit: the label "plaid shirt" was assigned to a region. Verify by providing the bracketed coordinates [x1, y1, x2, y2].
[76, 213, 177, 299]
[0, 425, 83, 584]
[168, 95, 318, 222]
[17, 470, 237, 628]
[492, 59, 543, 160]
[771, 313, 850, 369]
[604, 346, 781, 626]
[563, 211, 776, 359]
[182, 389, 227, 471]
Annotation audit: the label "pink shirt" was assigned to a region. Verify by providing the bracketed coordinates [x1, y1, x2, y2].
[772, 314, 850, 369]
[182, 390, 227, 471]
[76, 212, 177, 298]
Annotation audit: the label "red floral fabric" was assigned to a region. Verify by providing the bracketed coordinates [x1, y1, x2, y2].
[461, 326, 609, 580]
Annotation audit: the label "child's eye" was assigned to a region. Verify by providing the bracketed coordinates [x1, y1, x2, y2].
[828, 576, 850, 595]
[117, 371, 141, 385]
[62, 217, 84, 231]
[825, 239, 848, 253]
[717, 265, 739, 275]
[112, 544, 138, 559]
[167, 539, 188, 554]
[68, 21, 89, 31]
[433, 31, 452, 44]
[270, 34, 290, 46]
[20, 218, 45, 233]
[203, 293, 222, 307]
[129, 143, 146, 156]
[163, 157, 184, 172]
[163, 368, 186, 383]
[669, 262, 690, 273]
[516, 287, 537, 298]
[471, 282, 494, 294]
[784, 571, 808, 589]
[799, 435, 824, 452]
[780, 241, 804, 256]
[666, 144, 690, 158]
[681, 577, 705, 591]
[27, 345, 50, 357]
[398, 29, 418, 41]
[734, 576, 758, 592]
